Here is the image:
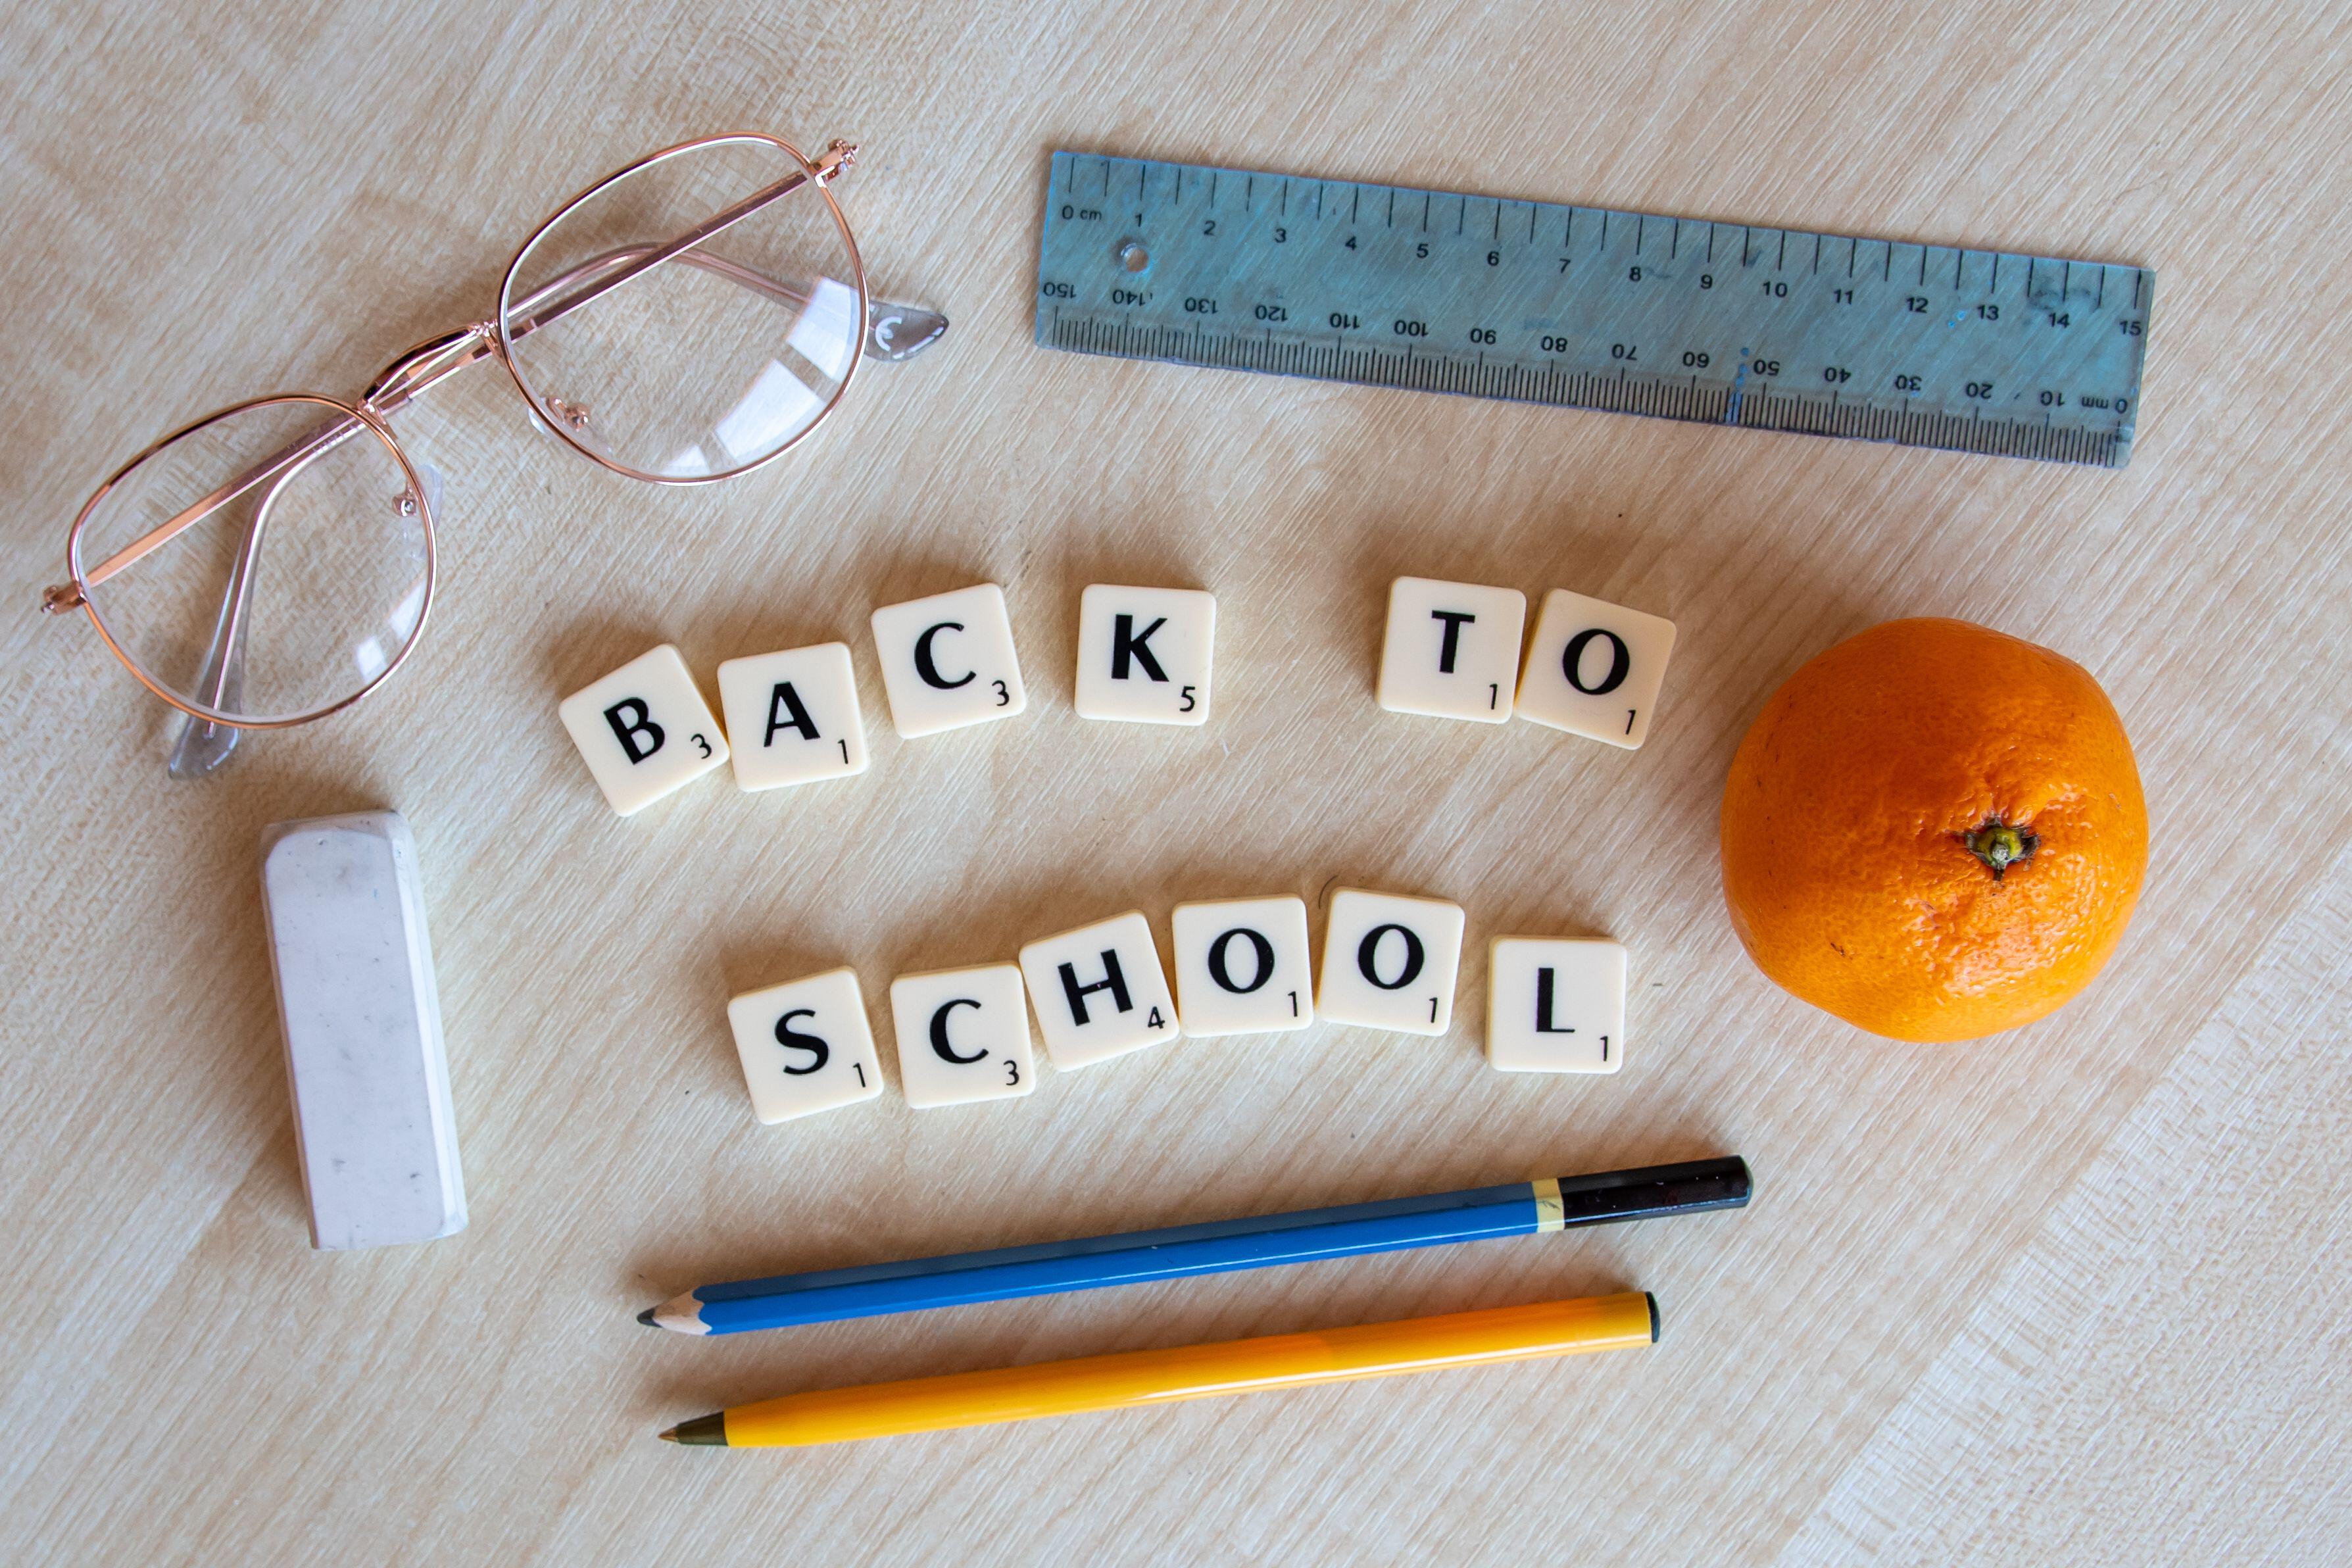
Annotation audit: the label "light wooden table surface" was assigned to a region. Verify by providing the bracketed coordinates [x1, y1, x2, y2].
[4, 3, 2348, 1563]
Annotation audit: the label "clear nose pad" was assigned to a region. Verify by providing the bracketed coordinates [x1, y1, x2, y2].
[529, 391, 608, 457]
[403, 459, 445, 529]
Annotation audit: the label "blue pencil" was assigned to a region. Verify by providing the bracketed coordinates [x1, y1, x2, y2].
[639, 1156, 1749, 1336]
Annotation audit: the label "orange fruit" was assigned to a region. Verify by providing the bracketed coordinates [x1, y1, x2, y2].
[1720, 618, 2147, 1042]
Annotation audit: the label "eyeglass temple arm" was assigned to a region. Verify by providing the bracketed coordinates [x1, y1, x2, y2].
[46, 140, 879, 610]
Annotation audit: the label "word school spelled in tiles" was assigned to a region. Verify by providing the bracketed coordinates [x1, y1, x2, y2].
[556, 574, 1673, 816]
[724, 891, 1630, 1125]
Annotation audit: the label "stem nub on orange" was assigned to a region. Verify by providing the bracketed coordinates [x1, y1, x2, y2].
[1719, 618, 2147, 1042]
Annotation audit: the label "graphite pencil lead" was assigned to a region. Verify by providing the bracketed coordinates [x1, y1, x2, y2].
[636, 1307, 658, 1327]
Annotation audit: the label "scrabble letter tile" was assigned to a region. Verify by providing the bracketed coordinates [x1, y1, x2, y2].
[870, 583, 1027, 738]
[725, 968, 885, 1123]
[716, 642, 869, 792]
[889, 963, 1037, 1108]
[1377, 577, 1526, 723]
[1019, 911, 1180, 1068]
[1515, 589, 1677, 748]
[1486, 938, 1626, 1073]
[556, 643, 729, 816]
[1074, 585, 1217, 725]
[1171, 895, 1314, 1037]
[1316, 888, 1466, 1035]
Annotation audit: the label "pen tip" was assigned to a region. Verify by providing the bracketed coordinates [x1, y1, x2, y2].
[658, 1427, 678, 1443]
[637, 1307, 658, 1327]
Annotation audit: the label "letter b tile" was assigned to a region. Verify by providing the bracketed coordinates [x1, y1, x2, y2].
[1074, 585, 1216, 725]
[1171, 896, 1314, 1037]
[1486, 937, 1626, 1073]
[556, 643, 729, 816]
[1019, 910, 1181, 1069]
[725, 968, 886, 1124]
[1377, 577, 1526, 723]
[1316, 888, 1466, 1036]
[871, 583, 1027, 738]
[889, 964, 1037, 1108]
[1515, 589, 1677, 749]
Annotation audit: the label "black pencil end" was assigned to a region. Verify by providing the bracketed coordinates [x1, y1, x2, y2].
[1646, 1291, 1661, 1343]
[637, 1306, 658, 1327]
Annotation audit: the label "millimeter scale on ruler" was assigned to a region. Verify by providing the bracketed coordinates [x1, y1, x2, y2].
[1034, 151, 2153, 467]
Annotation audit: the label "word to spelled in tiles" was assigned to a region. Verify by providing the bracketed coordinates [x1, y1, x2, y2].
[716, 642, 868, 793]
[1018, 911, 1181, 1068]
[1485, 938, 1627, 1074]
[1516, 589, 1678, 749]
[726, 968, 887, 1124]
[1171, 896, 1315, 1037]
[1378, 577, 1528, 723]
[871, 583, 1027, 738]
[1317, 888, 1467, 1036]
[558, 644, 729, 816]
[889, 964, 1038, 1108]
[1073, 585, 1217, 725]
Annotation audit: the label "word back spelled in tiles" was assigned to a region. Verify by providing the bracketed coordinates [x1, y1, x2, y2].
[1517, 589, 1677, 748]
[1171, 896, 1314, 1037]
[889, 964, 1037, 1108]
[871, 583, 1027, 738]
[726, 968, 886, 1123]
[1378, 577, 1527, 723]
[557, 644, 729, 816]
[1486, 938, 1626, 1073]
[1317, 889, 1467, 1036]
[716, 642, 868, 792]
[1019, 911, 1181, 1068]
[1074, 585, 1216, 725]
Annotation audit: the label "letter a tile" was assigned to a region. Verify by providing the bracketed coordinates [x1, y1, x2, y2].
[717, 642, 869, 792]
[556, 643, 729, 816]
[1019, 911, 1180, 1068]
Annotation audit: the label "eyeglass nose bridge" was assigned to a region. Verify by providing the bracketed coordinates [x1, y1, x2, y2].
[364, 323, 499, 414]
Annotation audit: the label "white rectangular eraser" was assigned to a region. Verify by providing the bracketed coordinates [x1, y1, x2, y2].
[259, 811, 466, 1251]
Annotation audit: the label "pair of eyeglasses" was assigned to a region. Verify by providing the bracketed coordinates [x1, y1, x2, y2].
[40, 131, 948, 777]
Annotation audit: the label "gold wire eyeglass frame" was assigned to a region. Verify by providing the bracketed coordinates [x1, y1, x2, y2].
[40, 131, 930, 741]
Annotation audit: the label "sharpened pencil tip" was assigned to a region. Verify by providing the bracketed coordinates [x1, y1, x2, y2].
[637, 1307, 658, 1327]
[658, 1427, 678, 1442]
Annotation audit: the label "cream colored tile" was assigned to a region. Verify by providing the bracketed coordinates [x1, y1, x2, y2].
[1316, 888, 1466, 1035]
[716, 642, 868, 792]
[1073, 584, 1215, 725]
[1515, 589, 1677, 748]
[1171, 895, 1314, 1037]
[887, 963, 1037, 1107]
[725, 968, 886, 1123]
[1377, 577, 1526, 723]
[555, 644, 728, 816]
[1019, 910, 1179, 1067]
[1484, 937, 1625, 1073]
[870, 583, 1027, 738]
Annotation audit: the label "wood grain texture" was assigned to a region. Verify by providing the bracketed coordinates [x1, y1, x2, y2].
[2, 2, 2347, 1563]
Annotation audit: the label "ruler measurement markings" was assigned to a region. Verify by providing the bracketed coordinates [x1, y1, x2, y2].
[1039, 152, 2147, 466]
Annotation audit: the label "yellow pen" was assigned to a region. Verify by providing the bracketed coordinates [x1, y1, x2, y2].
[660, 1290, 1658, 1448]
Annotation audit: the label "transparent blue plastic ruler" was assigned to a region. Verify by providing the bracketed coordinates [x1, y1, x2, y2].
[1035, 151, 2153, 467]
